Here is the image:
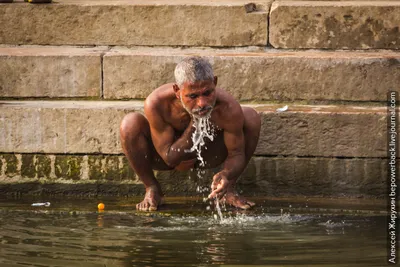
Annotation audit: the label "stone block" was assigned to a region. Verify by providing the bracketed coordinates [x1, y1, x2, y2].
[0, 101, 143, 154]
[0, 101, 395, 158]
[0, 0, 269, 46]
[103, 47, 400, 101]
[255, 105, 391, 157]
[0, 46, 104, 98]
[269, 1, 400, 49]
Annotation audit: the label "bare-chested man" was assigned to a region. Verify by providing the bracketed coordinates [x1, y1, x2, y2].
[120, 57, 261, 211]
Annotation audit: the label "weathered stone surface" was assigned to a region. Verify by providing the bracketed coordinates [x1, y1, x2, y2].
[103, 47, 400, 101]
[36, 155, 51, 178]
[255, 105, 390, 157]
[0, 154, 388, 197]
[0, 101, 394, 158]
[0, 0, 269, 46]
[0, 153, 137, 181]
[4, 154, 18, 177]
[0, 101, 143, 154]
[238, 157, 387, 197]
[55, 156, 83, 180]
[269, 1, 400, 49]
[0, 46, 104, 98]
[88, 155, 135, 181]
[21, 154, 35, 178]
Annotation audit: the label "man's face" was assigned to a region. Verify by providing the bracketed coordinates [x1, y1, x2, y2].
[178, 79, 217, 118]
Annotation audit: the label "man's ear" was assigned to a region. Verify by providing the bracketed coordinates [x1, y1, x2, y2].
[173, 83, 180, 98]
[213, 76, 218, 86]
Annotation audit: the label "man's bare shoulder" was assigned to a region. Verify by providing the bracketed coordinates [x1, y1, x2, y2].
[214, 88, 244, 128]
[215, 88, 242, 115]
[144, 83, 175, 117]
[145, 83, 174, 106]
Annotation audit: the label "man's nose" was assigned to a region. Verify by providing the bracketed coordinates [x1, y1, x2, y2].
[197, 97, 208, 108]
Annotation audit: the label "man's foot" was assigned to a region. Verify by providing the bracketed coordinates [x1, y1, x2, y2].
[223, 190, 255, 210]
[136, 186, 163, 211]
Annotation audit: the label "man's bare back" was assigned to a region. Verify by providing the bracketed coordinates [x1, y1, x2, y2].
[120, 57, 261, 211]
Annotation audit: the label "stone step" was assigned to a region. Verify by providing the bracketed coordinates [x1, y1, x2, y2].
[269, 1, 400, 49]
[0, 100, 392, 157]
[0, 0, 269, 47]
[2, 46, 399, 101]
[0, 153, 387, 197]
[0, 46, 106, 98]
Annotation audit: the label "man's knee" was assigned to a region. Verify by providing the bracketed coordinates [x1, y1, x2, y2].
[120, 112, 148, 142]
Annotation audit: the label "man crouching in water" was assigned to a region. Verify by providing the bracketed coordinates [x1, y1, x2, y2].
[120, 57, 261, 211]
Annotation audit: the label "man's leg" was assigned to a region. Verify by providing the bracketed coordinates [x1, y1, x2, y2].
[224, 106, 261, 209]
[120, 112, 172, 211]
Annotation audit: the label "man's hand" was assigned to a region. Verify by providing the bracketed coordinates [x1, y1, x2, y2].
[208, 172, 229, 199]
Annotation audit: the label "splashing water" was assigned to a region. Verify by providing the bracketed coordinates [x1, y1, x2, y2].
[183, 115, 226, 220]
[184, 115, 215, 167]
[214, 198, 224, 221]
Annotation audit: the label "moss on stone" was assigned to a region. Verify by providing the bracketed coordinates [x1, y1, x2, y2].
[104, 157, 120, 181]
[88, 156, 136, 181]
[121, 157, 136, 180]
[88, 155, 104, 180]
[21, 154, 36, 178]
[4, 154, 18, 177]
[36, 155, 51, 178]
[55, 156, 82, 180]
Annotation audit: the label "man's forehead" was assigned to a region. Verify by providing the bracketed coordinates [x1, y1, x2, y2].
[184, 80, 214, 90]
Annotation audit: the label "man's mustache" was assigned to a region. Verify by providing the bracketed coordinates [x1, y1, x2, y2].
[192, 106, 212, 114]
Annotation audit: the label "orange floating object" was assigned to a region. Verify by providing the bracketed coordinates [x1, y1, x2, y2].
[98, 203, 105, 210]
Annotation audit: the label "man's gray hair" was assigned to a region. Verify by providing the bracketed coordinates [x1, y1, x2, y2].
[174, 57, 214, 87]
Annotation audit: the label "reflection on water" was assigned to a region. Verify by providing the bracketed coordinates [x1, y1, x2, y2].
[0, 199, 388, 267]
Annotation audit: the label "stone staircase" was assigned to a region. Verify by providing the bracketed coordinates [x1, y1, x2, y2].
[0, 0, 398, 197]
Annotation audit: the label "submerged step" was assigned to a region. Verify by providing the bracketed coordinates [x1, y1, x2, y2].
[0, 101, 391, 157]
[0, 153, 387, 197]
[0, 0, 269, 46]
[1, 46, 399, 101]
[269, 1, 400, 49]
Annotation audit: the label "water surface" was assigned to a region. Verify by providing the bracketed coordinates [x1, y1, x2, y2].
[0, 197, 388, 267]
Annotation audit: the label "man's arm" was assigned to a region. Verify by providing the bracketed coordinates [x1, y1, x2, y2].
[220, 103, 246, 180]
[208, 102, 246, 198]
[144, 99, 197, 167]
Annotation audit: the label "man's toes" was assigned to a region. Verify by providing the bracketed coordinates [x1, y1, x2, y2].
[149, 205, 158, 211]
[238, 203, 251, 210]
[137, 201, 150, 211]
[143, 202, 150, 211]
[247, 200, 256, 207]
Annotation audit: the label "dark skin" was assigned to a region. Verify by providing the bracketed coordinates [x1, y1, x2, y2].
[120, 76, 261, 211]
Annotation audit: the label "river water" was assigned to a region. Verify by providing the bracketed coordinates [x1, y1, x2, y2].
[0, 197, 388, 266]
